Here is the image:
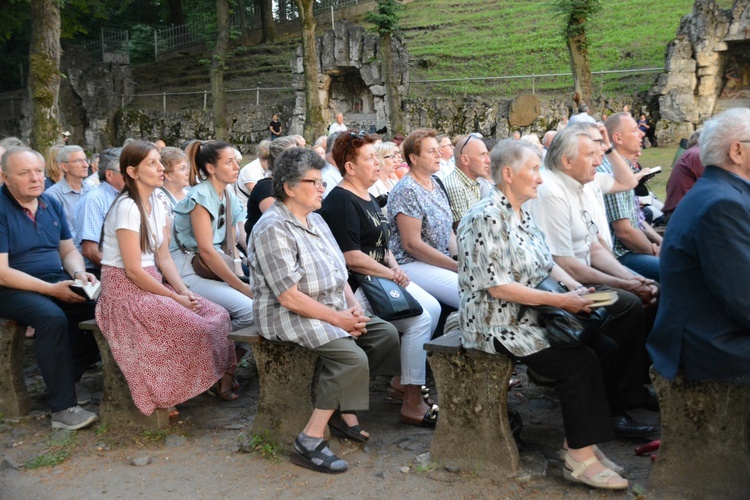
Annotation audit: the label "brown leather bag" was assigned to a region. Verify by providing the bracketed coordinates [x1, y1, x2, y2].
[178, 188, 241, 281]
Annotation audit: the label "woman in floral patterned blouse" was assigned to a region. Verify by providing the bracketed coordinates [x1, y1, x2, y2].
[456, 139, 627, 491]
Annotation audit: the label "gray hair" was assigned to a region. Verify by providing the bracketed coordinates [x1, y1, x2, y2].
[98, 147, 123, 183]
[326, 132, 341, 155]
[686, 129, 701, 149]
[490, 139, 541, 184]
[256, 139, 272, 161]
[56, 145, 84, 164]
[272, 147, 326, 201]
[0, 136, 24, 149]
[578, 102, 589, 113]
[699, 108, 750, 168]
[544, 123, 594, 172]
[267, 136, 298, 173]
[1, 146, 44, 173]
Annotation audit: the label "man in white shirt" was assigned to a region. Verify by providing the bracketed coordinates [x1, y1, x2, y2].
[328, 113, 347, 135]
[436, 134, 455, 179]
[322, 131, 343, 198]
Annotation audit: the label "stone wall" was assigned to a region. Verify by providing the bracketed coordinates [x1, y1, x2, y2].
[648, 0, 750, 145]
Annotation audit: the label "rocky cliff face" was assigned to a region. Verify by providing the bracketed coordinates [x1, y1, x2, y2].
[648, 0, 749, 145]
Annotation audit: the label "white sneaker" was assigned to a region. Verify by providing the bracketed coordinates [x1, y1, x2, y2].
[51, 406, 98, 430]
[76, 383, 92, 405]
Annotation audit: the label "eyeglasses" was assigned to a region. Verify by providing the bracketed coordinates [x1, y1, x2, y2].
[64, 159, 88, 165]
[382, 155, 394, 160]
[299, 178, 327, 189]
[343, 131, 365, 164]
[580, 210, 599, 245]
[459, 133, 481, 156]
[218, 203, 226, 229]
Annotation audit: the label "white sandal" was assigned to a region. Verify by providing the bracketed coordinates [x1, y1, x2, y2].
[563, 452, 628, 490]
[558, 445, 624, 475]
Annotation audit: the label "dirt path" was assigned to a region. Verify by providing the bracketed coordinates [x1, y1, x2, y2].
[1, 364, 661, 499]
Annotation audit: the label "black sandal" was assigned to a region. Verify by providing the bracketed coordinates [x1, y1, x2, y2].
[328, 410, 369, 443]
[291, 437, 348, 474]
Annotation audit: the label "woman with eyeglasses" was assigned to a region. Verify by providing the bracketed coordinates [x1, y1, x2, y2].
[320, 132, 440, 428]
[156, 147, 190, 219]
[249, 147, 400, 473]
[170, 140, 251, 400]
[97, 140, 236, 416]
[387, 128, 460, 313]
[369, 141, 401, 201]
[457, 139, 628, 490]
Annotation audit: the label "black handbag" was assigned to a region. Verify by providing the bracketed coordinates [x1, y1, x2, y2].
[351, 273, 423, 321]
[516, 277, 609, 348]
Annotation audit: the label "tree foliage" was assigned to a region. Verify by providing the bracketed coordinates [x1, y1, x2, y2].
[363, 0, 403, 35]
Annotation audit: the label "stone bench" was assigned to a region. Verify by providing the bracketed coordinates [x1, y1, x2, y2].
[229, 328, 318, 445]
[0, 318, 30, 417]
[649, 368, 750, 499]
[424, 332, 519, 478]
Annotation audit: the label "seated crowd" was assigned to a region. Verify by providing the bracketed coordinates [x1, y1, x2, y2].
[0, 106, 748, 487]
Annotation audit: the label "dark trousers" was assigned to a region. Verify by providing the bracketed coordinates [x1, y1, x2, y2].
[496, 339, 614, 449]
[592, 286, 650, 411]
[0, 272, 98, 412]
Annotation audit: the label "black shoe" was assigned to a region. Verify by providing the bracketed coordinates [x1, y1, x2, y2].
[612, 414, 659, 439]
[624, 388, 660, 412]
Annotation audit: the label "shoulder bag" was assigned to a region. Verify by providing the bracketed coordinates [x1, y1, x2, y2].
[516, 276, 609, 348]
[351, 272, 423, 321]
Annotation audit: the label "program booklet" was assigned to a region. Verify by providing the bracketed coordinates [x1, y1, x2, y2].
[581, 290, 618, 307]
[70, 279, 101, 301]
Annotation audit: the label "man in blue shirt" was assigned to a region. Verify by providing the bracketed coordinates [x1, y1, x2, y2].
[0, 147, 99, 430]
[45, 145, 90, 245]
[74, 148, 123, 275]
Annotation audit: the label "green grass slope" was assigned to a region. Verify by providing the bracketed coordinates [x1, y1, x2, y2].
[398, 0, 734, 97]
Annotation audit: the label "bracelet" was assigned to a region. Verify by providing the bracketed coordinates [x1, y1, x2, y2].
[604, 146, 615, 155]
[72, 270, 85, 279]
[574, 285, 587, 291]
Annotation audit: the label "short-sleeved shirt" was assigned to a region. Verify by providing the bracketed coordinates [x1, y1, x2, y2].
[248, 201, 350, 349]
[171, 182, 244, 253]
[388, 174, 453, 265]
[236, 159, 266, 207]
[534, 169, 612, 265]
[101, 193, 167, 268]
[663, 146, 704, 215]
[319, 186, 389, 289]
[328, 122, 347, 135]
[269, 120, 282, 136]
[75, 181, 120, 247]
[45, 176, 90, 245]
[0, 186, 69, 277]
[322, 163, 343, 198]
[597, 156, 639, 258]
[245, 177, 273, 237]
[444, 167, 482, 223]
[457, 188, 552, 356]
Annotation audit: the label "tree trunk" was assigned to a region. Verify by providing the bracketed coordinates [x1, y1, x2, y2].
[259, 0, 276, 44]
[566, 19, 592, 103]
[167, 0, 185, 25]
[29, 0, 61, 152]
[211, 0, 230, 140]
[380, 32, 404, 135]
[236, 0, 251, 46]
[294, 0, 326, 142]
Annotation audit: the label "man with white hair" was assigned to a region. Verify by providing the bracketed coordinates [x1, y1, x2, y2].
[45, 145, 91, 244]
[533, 124, 659, 438]
[328, 113, 347, 135]
[0, 147, 99, 430]
[648, 108, 750, 385]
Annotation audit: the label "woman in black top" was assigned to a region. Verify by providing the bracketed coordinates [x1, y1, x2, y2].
[320, 131, 441, 428]
[268, 114, 283, 140]
[245, 136, 297, 240]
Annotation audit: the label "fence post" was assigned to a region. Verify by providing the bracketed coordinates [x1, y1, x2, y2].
[256, 88, 260, 107]
[204, 90, 208, 111]
[154, 29, 158, 62]
[163, 92, 167, 114]
[101, 28, 105, 63]
[121, 94, 125, 109]
[532, 74, 535, 95]
[331, 7, 335, 30]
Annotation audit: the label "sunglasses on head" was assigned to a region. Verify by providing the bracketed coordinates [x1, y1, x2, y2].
[459, 133, 482, 156]
[343, 131, 365, 163]
[218, 203, 226, 229]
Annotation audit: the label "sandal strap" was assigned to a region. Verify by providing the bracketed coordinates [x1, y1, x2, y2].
[567, 454, 600, 479]
[294, 438, 340, 468]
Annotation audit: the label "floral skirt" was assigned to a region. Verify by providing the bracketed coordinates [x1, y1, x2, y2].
[96, 265, 236, 415]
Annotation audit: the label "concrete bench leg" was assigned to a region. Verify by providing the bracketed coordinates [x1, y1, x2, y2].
[251, 341, 319, 444]
[92, 329, 169, 431]
[428, 349, 519, 478]
[0, 320, 30, 417]
[649, 369, 750, 498]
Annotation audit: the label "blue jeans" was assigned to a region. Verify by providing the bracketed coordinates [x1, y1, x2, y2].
[618, 252, 660, 282]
